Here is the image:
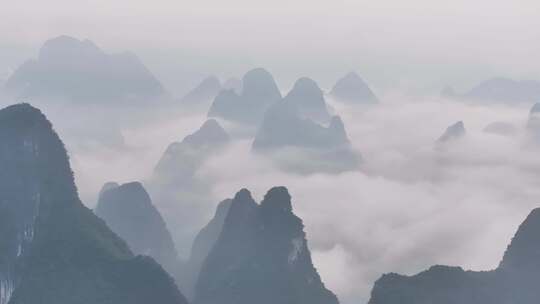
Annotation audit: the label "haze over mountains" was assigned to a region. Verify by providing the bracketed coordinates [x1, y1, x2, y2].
[330, 72, 379, 104]
[252, 101, 360, 173]
[180, 76, 222, 110]
[369, 207, 540, 304]
[95, 181, 179, 272]
[0, 103, 186, 304]
[2, 32, 540, 304]
[445, 77, 540, 104]
[4, 36, 165, 104]
[437, 121, 466, 143]
[208, 68, 282, 125]
[150, 118, 231, 256]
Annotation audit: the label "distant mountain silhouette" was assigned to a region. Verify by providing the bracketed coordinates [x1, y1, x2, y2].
[252, 101, 360, 173]
[369, 207, 540, 304]
[208, 68, 282, 124]
[194, 187, 339, 304]
[253, 101, 348, 150]
[330, 72, 378, 104]
[437, 121, 466, 142]
[180, 76, 222, 110]
[483, 121, 517, 136]
[175, 199, 233, 300]
[0, 103, 186, 304]
[4, 36, 164, 103]
[95, 182, 179, 272]
[456, 77, 540, 104]
[283, 77, 331, 123]
[150, 119, 230, 257]
[155, 119, 230, 184]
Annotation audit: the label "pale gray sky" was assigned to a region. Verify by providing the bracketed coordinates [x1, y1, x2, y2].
[2, 0, 540, 94]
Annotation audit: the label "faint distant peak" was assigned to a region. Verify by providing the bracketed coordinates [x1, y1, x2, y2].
[331, 71, 378, 104]
[182, 119, 230, 146]
[437, 121, 466, 142]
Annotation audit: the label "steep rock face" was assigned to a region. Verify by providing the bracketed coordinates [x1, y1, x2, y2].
[437, 121, 466, 142]
[180, 76, 222, 110]
[283, 77, 331, 123]
[208, 68, 281, 124]
[4, 36, 164, 103]
[151, 119, 230, 257]
[368, 208, 540, 304]
[330, 72, 378, 104]
[194, 187, 339, 304]
[176, 199, 233, 300]
[0, 103, 186, 304]
[95, 182, 178, 272]
[462, 77, 540, 104]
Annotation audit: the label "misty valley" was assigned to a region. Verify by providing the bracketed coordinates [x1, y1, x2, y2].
[2, 32, 540, 304]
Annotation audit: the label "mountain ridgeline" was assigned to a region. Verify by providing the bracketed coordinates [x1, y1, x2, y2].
[194, 187, 339, 304]
[252, 99, 360, 174]
[368, 207, 540, 304]
[330, 72, 378, 104]
[95, 181, 179, 272]
[180, 76, 222, 110]
[208, 68, 282, 124]
[449, 77, 540, 104]
[0, 103, 186, 304]
[283, 77, 331, 123]
[151, 119, 231, 257]
[4, 36, 164, 103]
[437, 121, 466, 143]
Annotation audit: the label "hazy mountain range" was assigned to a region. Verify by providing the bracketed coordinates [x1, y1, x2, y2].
[2, 33, 540, 304]
[4, 36, 165, 103]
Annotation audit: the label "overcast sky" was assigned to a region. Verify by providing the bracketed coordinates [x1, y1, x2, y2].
[2, 0, 540, 94]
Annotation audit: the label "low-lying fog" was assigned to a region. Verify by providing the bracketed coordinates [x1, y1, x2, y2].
[4, 90, 537, 303]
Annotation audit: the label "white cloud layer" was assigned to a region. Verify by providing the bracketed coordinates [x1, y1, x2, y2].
[23, 92, 540, 303]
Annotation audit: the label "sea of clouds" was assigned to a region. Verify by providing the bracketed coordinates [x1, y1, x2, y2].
[2, 91, 540, 304]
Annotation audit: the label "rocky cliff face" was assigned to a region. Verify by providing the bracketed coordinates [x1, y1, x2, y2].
[194, 187, 339, 304]
[0, 103, 186, 304]
[368, 207, 540, 304]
